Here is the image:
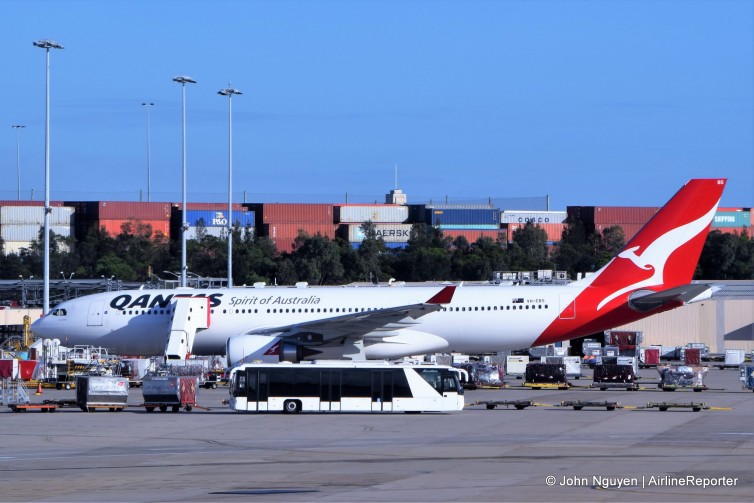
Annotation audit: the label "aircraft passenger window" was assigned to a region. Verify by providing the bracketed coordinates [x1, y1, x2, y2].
[255, 309, 258, 313]
[545, 305, 548, 309]
[266, 309, 270, 313]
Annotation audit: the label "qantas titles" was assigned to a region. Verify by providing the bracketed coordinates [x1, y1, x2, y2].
[108, 292, 323, 310]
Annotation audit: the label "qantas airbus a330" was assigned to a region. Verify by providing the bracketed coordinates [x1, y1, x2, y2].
[32, 179, 726, 365]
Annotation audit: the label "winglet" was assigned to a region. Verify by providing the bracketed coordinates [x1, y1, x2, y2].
[426, 285, 456, 304]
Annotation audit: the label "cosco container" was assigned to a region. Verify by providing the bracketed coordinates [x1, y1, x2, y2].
[0, 206, 74, 225]
[336, 205, 408, 224]
[500, 211, 566, 225]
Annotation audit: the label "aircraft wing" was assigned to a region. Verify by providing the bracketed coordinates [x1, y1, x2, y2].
[244, 285, 456, 345]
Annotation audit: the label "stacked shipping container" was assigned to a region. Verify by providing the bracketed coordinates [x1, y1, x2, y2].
[245, 203, 336, 253]
[69, 201, 172, 240]
[711, 207, 751, 235]
[171, 203, 254, 240]
[0, 205, 75, 254]
[337, 204, 410, 249]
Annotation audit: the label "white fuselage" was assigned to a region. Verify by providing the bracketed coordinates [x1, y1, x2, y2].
[31, 283, 578, 357]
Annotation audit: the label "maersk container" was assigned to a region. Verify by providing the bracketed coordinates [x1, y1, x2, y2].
[336, 205, 408, 224]
[429, 208, 500, 226]
[346, 224, 413, 243]
[75, 375, 129, 411]
[0, 206, 74, 226]
[500, 211, 567, 225]
[712, 211, 750, 228]
[183, 210, 255, 228]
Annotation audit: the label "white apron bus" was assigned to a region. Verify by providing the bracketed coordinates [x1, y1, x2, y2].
[228, 361, 465, 413]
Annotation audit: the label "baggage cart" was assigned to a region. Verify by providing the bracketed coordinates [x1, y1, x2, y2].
[591, 364, 638, 390]
[76, 375, 129, 412]
[142, 375, 198, 412]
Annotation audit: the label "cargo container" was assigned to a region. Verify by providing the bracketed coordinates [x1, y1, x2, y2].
[0, 359, 19, 379]
[349, 242, 407, 250]
[0, 200, 65, 207]
[682, 348, 701, 365]
[175, 202, 248, 211]
[709, 227, 751, 236]
[740, 365, 754, 391]
[567, 206, 660, 224]
[712, 210, 750, 228]
[505, 355, 529, 378]
[658, 365, 708, 390]
[342, 223, 413, 243]
[604, 330, 642, 347]
[142, 375, 198, 412]
[507, 223, 565, 243]
[1, 206, 74, 226]
[524, 362, 567, 387]
[75, 375, 129, 412]
[500, 211, 567, 225]
[639, 347, 661, 367]
[1, 224, 73, 241]
[70, 201, 171, 221]
[184, 226, 228, 240]
[592, 364, 637, 390]
[246, 203, 334, 224]
[336, 205, 408, 224]
[428, 208, 500, 227]
[2, 241, 35, 254]
[95, 219, 171, 238]
[182, 209, 255, 228]
[594, 223, 645, 243]
[724, 349, 746, 366]
[263, 223, 336, 240]
[18, 360, 37, 380]
[441, 229, 505, 242]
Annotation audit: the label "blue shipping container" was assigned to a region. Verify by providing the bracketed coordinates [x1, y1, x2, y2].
[350, 241, 407, 250]
[184, 210, 255, 228]
[712, 211, 750, 228]
[428, 208, 500, 226]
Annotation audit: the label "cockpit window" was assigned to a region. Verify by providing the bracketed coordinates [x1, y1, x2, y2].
[51, 308, 67, 317]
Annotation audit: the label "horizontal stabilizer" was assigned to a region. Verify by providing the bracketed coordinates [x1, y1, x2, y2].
[628, 284, 713, 313]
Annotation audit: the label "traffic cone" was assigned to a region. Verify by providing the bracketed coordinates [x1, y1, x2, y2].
[36, 382, 43, 395]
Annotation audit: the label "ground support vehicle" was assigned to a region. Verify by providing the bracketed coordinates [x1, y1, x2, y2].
[76, 375, 129, 412]
[561, 400, 620, 411]
[141, 375, 198, 412]
[646, 401, 708, 412]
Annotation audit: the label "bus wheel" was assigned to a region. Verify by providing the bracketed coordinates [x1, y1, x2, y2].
[283, 400, 301, 414]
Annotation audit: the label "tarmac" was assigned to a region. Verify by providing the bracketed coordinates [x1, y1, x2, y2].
[0, 366, 752, 503]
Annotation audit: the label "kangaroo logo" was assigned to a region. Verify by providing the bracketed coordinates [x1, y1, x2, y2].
[596, 203, 718, 311]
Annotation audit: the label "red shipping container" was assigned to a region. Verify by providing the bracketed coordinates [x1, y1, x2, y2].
[264, 223, 336, 240]
[593, 207, 660, 225]
[642, 348, 660, 366]
[97, 201, 172, 220]
[683, 348, 701, 366]
[506, 223, 565, 243]
[250, 203, 334, 224]
[595, 223, 646, 243]
[19, 360, 37, 380]
[174, 202, 247, 211]
[272, 238, 297, 254]
[442, 229, 505, 242]
[97, 219, 170, 238]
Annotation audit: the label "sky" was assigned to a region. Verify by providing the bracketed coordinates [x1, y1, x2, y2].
[1, 0, 752, 210]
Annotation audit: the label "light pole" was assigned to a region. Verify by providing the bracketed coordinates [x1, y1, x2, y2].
[33, 39, 63, 315]
[141, 102, 154, 202]
[11, 125, 25, 200]
[218, 86, 242, 288]
[172, 75, 196, 288]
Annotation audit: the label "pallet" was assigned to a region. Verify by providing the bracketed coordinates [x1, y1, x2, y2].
[561, 400, 621, 411]
[523, 382, 569, 390]
[646, 401, 708, 412]
[8, 403, 58, 413]
[592, 383, 639, 391]
[476, 400, 533, 410]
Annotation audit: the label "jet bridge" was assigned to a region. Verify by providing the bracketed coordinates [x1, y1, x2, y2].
[165, 297, 210, 360]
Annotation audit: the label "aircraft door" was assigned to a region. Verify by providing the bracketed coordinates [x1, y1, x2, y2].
[559, 293, 576, 319]
[87, 300, 105, 326]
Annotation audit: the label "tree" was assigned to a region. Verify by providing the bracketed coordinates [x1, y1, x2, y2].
[508, 222, 551, 271]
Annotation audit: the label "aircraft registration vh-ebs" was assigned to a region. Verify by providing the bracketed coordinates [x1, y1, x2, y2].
[32, 179, 726, 366]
